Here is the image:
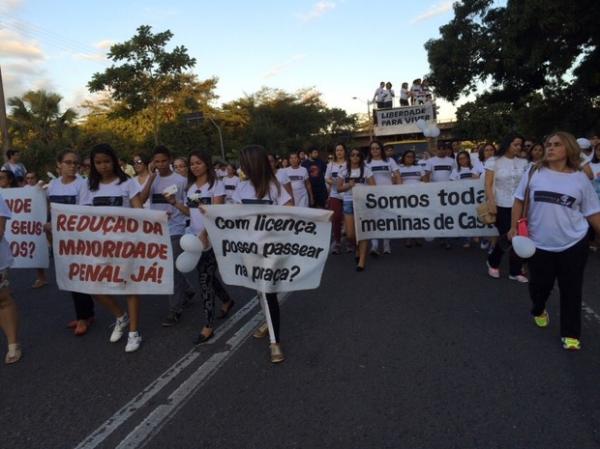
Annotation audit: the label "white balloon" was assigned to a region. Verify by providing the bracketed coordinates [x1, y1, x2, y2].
[429, 126, 441, 138]
[512, 236, 536, 259]
[423, 128, 432, 138]
[416, 119, 427, 130]
[180, 234, 204, 254]
[175, 252, 201, 273]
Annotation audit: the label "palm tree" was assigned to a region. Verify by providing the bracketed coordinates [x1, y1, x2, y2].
[8, 90, 77, 144]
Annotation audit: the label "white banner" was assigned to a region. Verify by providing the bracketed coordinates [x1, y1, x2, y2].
[374, 102, 435, 136]
[203, 205, 332, 293]
[51, 204, 174, 295]
[2, 187, 49, 269]
[353, 179, 499, 240]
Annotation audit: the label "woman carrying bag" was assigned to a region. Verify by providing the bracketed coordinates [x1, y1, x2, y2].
[510, 132, 600, 351]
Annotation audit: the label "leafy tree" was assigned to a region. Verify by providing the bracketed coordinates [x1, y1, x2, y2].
[426, 0, 600, 139]
[88, 25, 196, 145]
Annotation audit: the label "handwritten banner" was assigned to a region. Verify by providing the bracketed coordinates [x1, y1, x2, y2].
[374, 102, 435, 136]
[203, 205, 332, 293]
[51, 204, 173, 295]
[353, 179, 499, 240]
[2, 187, 49, 269]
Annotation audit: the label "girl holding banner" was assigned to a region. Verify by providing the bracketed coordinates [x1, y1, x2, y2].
[366, 140, 400, 255]
[184, 150, 235, 345]
[47, 150, 96, 337]
[80, 144, 144, 353]
[0, 192, 21, 364]
[337, 148, 375, 271]
[233, 145, 292, 363]
[325, 144, 347, 255]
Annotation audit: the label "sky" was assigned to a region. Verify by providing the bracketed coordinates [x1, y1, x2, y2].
[0, 0, 464, 121]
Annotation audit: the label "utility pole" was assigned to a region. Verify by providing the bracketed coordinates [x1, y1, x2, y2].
[0, 66, 10, 156]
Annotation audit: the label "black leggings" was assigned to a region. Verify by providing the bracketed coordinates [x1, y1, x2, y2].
[73, 292, 94, 320]
[197, 249, 232, 328]
[487, 206, 523, 276]
[264, 293, 280, 342]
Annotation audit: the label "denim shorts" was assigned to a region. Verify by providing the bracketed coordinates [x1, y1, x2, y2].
[343, 201, 353, 215]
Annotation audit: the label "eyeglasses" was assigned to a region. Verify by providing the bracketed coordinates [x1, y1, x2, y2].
[61, 160, 79, 166]
[133, 160, 144, 165]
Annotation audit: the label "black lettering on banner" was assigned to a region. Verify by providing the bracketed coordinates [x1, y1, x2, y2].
[534, 191, 576, 208]
[433, 214, 455, 230]
[361, 215, 431, 233]
[364, 192, 430, 209]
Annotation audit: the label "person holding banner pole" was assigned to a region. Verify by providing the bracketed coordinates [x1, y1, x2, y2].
[233, 145, 292, 363]
[484, 134, 529, 281]
[0, 192, 21, 364]
[139, 146, 192, 327]
[337, 149, 375, 271]
[366, 141, 400, 255]
[47, 149, 96, 336]
[325, 143, 347, 254]
[80, 143, 144, 352]
[183, 150, 235, 345]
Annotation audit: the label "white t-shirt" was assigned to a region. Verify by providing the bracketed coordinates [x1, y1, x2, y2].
[47, 177, 87, 205]
[0, 194, 13, 271]
[232, 181, 291, 206]
[450, 167, 481, 181]
[275, 169, 290, 186]
[222, 176, 240, 204]
[148, 172, 188, 236]
[338, 165, 373, 202]
[426, 156, 456, 182]
[80, 178, 140, 208]
[515, 168, 600, 252]
[485, 156, 529, 208]
[400, 88, 409, 101]
[381, 89, 394, 103]
[373, 87, 385, 103]
[325, 162, 346, 200]
[284, 166, 309, 207]
[186, 181, 225, 235]
[398, 164, 425, 184]
[470, 153, 485, 174]
[366, 159, 399, 186]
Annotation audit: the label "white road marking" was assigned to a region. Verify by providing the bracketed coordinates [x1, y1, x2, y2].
[114, 294, 288, 449]
[73, 296, 258, 449]
[582, 301, 600, 325]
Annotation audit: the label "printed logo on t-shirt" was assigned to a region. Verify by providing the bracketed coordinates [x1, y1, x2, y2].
[92, 196, 123, 207]
[48, 195, 77, 204]
[371, 166, 390, 172]
[151, 193, 169, 204]
[345, 176, 366, 184]
[403, 171, 421, 178]
[241, 199, 273, 205]
[460, 173, 473, 179]
[224, 185, 236, 190]
[434, 165, 452, 171]
[534, 191, 576, 208]
[187, 193, 213, 207]
[288, 175, 305, 181]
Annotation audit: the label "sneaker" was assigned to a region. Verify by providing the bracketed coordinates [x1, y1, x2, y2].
[561, 337, 581, 351]
[480, 240, 490, 251]
[509, 274, 529, 283]
[331, 243, 341, 255]
[370, 248, 380, 257]
[125, 332, 142, 352]
[161, 311, 181, 327]
[383, 248, 391, 254]
[109, 314, 129, 343]
[533, 310, 549, 328]
[270, 343, 285, 364]
[486, 262, 500, 279]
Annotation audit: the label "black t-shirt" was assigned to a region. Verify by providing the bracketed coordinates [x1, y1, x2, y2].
[302, 158, 328, 195]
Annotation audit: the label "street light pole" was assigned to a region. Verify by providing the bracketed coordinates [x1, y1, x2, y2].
[0, 66, 10, 155]
[207, 116, 225, 162]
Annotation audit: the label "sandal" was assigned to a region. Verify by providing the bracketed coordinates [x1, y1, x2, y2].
[5, 343, 22, 365]
[32, 279, 48, 289]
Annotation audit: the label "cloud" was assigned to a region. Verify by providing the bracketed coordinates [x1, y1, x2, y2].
[73, 52, 106, 62]
[0, 0, 23, 11]
[299, 1, 336, 23]
[94, 39, 114, 50]
[0, 29, 44, 60]
[411, 1, 454, 24]
[263, 54, 306, 79]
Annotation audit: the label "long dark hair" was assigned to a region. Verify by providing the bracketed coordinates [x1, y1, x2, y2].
[88, 143, 129, 191]
[367, 140, 387, 162]
[239, 145, 280, 199]
[497, 133, 524, 158]
[456, 150, 472, 170]
[187, 149, 216, 189]
[347, 148, 365, 179]
[592, 143, 600, 164]
[479, 142, 496, 162]
[401, 150, 416, 166]
[1, 169, 18, 187]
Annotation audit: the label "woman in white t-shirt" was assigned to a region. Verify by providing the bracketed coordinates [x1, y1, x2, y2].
[232, 145, 292, 364]
[510, 132, 600, 351]
[80, 144, 144, 353]
[398, 150, 426, 185]
[325, 143, 347, 254]
[183, 150, 234, 345]
[366, 141, 400, 255]
[48, 150, 96, 337]
[0, 192, 20, 364]
[338, 149, 375, 271]
[450, 151, 481, 181]
[484, 133, 529, 281]
[132, 154, 151, 208]
[284, 152, 313, 207]
[268, 153, 294, 205]
[222, 163, 240, 204]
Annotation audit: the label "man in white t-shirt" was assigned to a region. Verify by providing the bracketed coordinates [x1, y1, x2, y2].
[373, 81, 386, 109]
[425, 144, 457, 183]
[140, 146, 193, 327]
[1, 150, 27, 182]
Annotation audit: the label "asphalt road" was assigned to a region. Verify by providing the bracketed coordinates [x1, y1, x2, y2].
[2, 241, 600, 449]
